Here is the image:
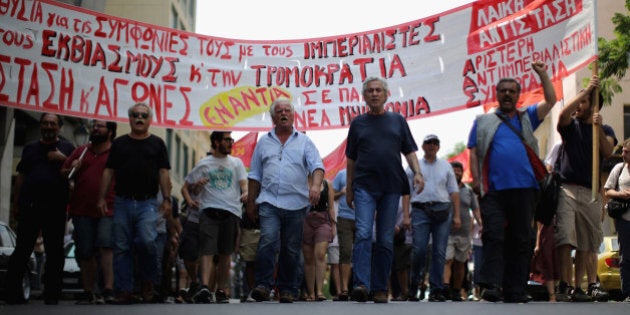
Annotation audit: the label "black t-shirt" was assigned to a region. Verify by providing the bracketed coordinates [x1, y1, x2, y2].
[106, 134, 170, 197]
[346, 111, 418, 193]
[17, 139, 75, 208]
[559, 119, 616, 188]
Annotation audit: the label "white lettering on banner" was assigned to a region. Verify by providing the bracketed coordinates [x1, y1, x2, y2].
[0, 0, 597, 130]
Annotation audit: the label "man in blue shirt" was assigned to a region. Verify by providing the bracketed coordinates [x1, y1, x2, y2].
[246, 97, 325, 303]
[468, 60, 557, 303]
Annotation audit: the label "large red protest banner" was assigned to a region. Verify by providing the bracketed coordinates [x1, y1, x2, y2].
[0, 0, 596, 131]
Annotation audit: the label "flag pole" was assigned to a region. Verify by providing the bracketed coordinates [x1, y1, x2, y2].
[592, 62, 599, 201]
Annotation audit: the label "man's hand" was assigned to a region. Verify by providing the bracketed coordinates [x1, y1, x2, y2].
[413, 173, 425, 193]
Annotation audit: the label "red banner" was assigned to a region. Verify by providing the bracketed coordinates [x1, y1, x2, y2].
[323, 139, 347, 181]
[232, 132, 258, 168]
[447, 148, 472, 183]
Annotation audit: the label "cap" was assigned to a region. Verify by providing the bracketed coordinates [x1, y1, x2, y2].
[423, 134, 440, 143]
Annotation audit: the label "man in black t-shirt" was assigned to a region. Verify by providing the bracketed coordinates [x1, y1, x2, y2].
[97, 103, 172, 304]
[4, 113, 75, 305]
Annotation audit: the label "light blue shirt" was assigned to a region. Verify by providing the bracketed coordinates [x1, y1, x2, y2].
[333, 169, 354, 220]
[407, 157, 458, 203]
[248, 129, 324, 211]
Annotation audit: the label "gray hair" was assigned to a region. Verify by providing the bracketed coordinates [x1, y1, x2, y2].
[269, 97, 294, 115]
[128, 102, 153, 118]
[362, 76, 390, 95]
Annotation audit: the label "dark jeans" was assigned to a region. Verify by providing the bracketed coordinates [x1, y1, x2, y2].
[616, 218, 630, 298]
[5, 203, 66, 301]
[478, 188, 536, 297]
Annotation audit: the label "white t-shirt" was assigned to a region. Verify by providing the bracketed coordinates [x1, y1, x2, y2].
[185, 155, 247, 217]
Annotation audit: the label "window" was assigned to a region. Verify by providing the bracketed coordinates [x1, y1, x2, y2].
[171, 5, 179, 30]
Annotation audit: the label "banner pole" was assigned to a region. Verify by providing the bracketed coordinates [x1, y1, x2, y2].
[592, 62, 599, 201]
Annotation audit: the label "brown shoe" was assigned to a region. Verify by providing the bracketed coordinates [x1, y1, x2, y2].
[114, 291, 134, 305]
[278, 291, 294, 303]
[373, 291, 389, 303]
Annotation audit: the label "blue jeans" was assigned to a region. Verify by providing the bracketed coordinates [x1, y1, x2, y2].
[113, 197, 159, 293]
[410, 203, 452, 293]
[616, 218, 630, 298]
[255, 203, 306, 296]
[352, 188, 400, 292]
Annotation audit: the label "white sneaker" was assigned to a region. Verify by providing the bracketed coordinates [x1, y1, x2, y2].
[246, 291, 256, 302]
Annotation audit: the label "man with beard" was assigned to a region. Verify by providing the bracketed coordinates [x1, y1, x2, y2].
[181, 131, 248, 304]
[61, 120, 117, 304]
[468, 60, 556, 303]
[346, 77, 424, 303]
[555, 76, 616, 302]
[247, 97, 325, 303]
[97, 103, 172, 304]
[4, 113, 75, 305]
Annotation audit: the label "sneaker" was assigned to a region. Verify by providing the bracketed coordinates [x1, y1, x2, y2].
[450, 288, 464, 302]
[278, 291, 294, 303]
[245, 291, 256, 302]
[556, 283, 572, 302]
[419, 283, 427, 301]
[570, 287, 592, 302]
[75, 291, 96, 305]
[193, 287, 213, 304]
[373, 291, 388, 303]
[623, 296, 630, 302]
[351, 285, 369, 302]
[481, 286, 502, 302]
[251, 286, 271, 302]
[391, 293, 408, 301]
[174, 289, 187, 304]
[94, 294, 105, 305]
[587, 283, 610, 302]
[185, 282, 200, 303]
[215, 289, 229, 304]
[428, 291, 446, 302]
[102, 289, 115, 304]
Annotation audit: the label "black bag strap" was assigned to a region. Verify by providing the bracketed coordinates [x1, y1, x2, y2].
[495, 112, 525, 141]
[613, 162, 626, 191]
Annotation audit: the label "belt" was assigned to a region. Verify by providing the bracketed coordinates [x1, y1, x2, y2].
[411, 201, 442, 208]
[117, 193, 155, 201]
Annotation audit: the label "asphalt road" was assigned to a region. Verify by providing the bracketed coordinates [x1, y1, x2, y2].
[1, 299, 627, 315]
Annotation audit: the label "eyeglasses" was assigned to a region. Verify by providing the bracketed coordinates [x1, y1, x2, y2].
[131, 112, 149, 119]
[424, 140, 439, 145]
[222, 138, 234, 143]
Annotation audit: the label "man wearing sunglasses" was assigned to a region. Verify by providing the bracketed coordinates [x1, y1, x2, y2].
[97, 103, 173, 304]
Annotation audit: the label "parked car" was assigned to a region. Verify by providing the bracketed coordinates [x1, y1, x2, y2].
[597, 235, 621, 300]
[62, 241, 83, 295]
[0, 221, 36, 302]
[528, 235, 622, 301]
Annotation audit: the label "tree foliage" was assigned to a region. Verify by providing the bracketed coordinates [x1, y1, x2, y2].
[596, 0, 630, 103]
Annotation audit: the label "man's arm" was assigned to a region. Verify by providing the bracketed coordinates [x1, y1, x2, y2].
[96, 168, 114, 216]
[450, 191, 461, 230]
[246, 179, 261, 222]
[558, 76, 598, 128]
[469, 147, 480, 194]
[346, 158, 355, 209]
[533, 60, 557, 120]
[309, 168, 325, 206]
[404, 152, 424, 193]
[159, 168, 173, 218]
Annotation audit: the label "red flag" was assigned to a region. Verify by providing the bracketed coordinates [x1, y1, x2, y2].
[232, 132, 258, 168]
[323, 139, 347, 181]
[447, 149, 472, 183]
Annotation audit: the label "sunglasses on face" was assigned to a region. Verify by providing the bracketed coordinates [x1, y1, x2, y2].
[131, 112, 149, 119]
